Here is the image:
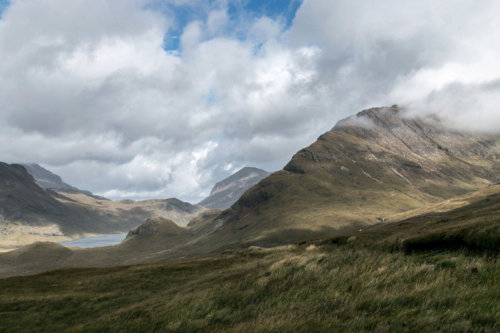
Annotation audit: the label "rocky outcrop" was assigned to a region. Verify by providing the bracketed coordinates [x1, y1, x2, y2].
[126, 217, 187, 239]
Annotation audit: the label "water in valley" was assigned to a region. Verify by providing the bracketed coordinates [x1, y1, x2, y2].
[60, 233, 127, 248]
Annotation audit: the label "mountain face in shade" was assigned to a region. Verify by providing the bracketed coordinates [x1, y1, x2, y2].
[0, 162, 69, 224]
[0, 161, 133, 233]
[0, 162, 204, 242]
[21, 163, 100, 199]
[198, 167, 270, 209]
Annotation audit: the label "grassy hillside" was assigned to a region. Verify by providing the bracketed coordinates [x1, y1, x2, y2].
[2, 107, 499, 331]
[2, 182, 500, 279]
[0, 216, 498, 332]
[0, 221, 70, 252]
[191, 107, 500, 250]
[4, 107, 500, 254]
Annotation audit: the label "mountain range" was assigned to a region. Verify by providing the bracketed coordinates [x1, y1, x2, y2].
[0, 162, 269, 249]
[0, 163, 204, 249]
[161, 105, 500, 254]
[2, 105, 499, 276]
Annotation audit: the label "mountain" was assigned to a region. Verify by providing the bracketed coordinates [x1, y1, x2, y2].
[0, 162, 140, 235]
[127, 105, 500, 255]
[198, 167, 269, 209]
[3, 105, 500, 275]
[0, 163, 69, 225]
[207, 106, 500, 245]
[21, 163, 102, 199]
[0, 162, 204, 249]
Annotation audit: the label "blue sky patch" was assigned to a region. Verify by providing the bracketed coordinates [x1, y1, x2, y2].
[0, 0, 10, 19]
[160, 0, 303, 52]
[230, 0, 302, 29]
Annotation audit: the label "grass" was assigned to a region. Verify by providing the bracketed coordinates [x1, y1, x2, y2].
[1, 187, 500, 332]
[2, 185, 500, 279]
[0, 237, 498, 332]
[0, 220, 71, 250]
[2, 111, 500, 331]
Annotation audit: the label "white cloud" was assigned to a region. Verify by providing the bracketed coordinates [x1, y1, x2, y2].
[404, 80, 500, 133]
[1, 0, 500, 202]
[206, 9, 228, 34]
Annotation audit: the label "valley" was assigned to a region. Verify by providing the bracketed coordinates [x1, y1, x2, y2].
[0, 163, 266, 250]
[1, 106, 499, 276]
[2, 1, 500, 331]
[0, 106, 499, 332]
[0, 185, 498, 331]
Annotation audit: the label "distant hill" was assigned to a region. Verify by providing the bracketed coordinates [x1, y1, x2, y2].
[0, 162, 204, 248]
[198, 167, 269, 209]
[21, 163, 104, 199]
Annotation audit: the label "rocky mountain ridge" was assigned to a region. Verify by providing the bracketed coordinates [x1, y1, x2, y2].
[169, 105, 500, 253]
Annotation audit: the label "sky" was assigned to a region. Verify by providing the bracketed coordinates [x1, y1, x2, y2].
[1, 0, 500, 202]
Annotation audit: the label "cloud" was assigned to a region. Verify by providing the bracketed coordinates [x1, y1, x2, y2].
[404, 80, 500, 133]
[0, 0, 499, 202]
[0, 0, 322, 201]
[48, 140, 219, 200]
[289, 0, 500, 131]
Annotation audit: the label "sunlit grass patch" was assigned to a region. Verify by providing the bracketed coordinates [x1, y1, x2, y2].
[1, 242, 498, 332]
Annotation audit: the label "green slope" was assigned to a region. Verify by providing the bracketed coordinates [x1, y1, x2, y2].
[180, 106, 500, 249]
[0, 197, 499, 332]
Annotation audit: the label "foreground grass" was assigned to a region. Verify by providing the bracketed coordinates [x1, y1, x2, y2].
[0, 242, 498, 332]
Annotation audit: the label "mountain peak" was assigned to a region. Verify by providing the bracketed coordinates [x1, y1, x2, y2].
[21, 163, 70, 190]
[20, 163, 102, 199]
[333, 105, 404, 130]
[198, 167, 270, 209]
[209, 167, 269, 195]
